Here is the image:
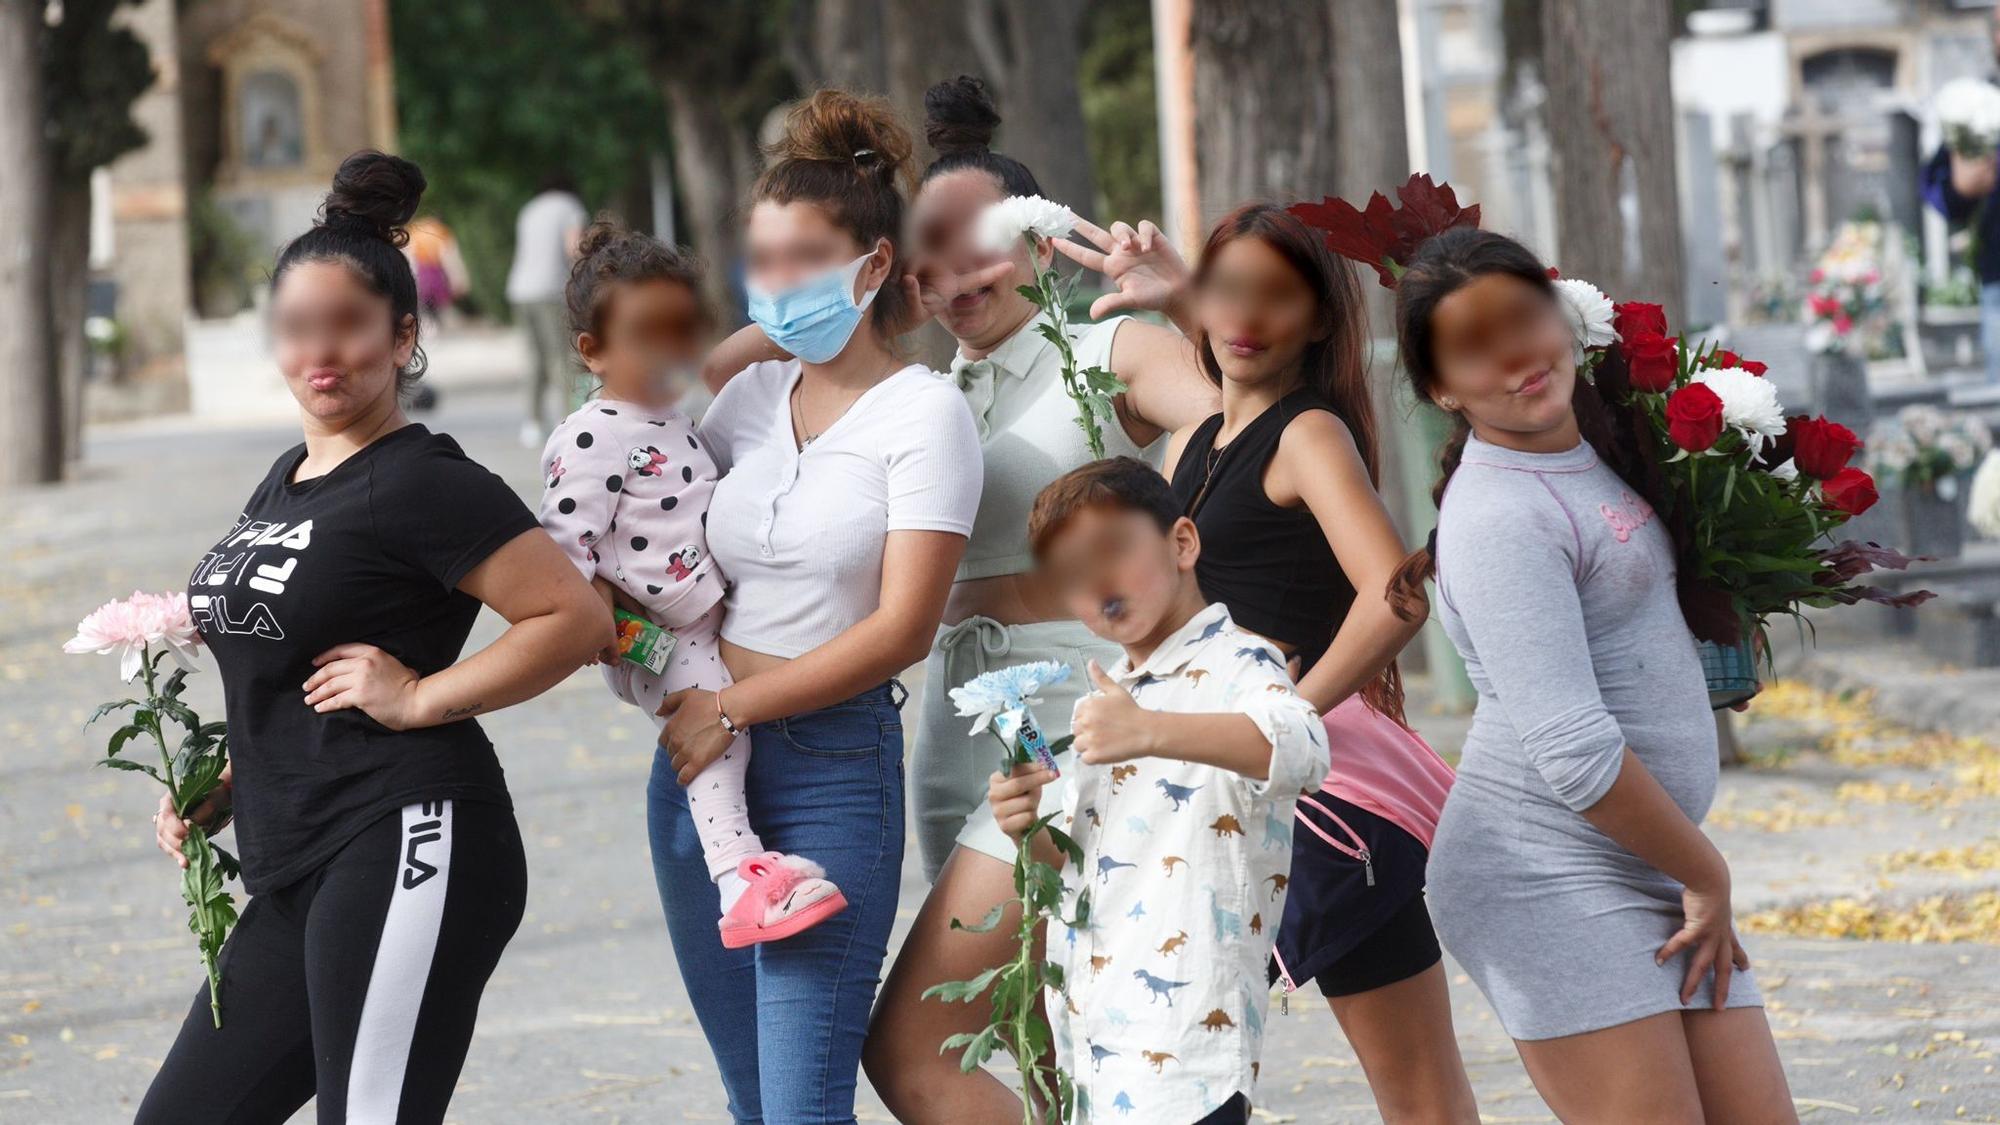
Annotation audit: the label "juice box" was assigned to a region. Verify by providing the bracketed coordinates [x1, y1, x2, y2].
[613, 609, 676, 676]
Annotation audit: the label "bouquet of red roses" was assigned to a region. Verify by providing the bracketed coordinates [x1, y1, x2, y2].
[1594, 300, 1930, 698]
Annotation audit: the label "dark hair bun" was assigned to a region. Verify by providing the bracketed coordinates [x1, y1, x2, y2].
[321, 150, 426, 248]
[575, 216, 622, 260]
[923, 75, 1001, 155]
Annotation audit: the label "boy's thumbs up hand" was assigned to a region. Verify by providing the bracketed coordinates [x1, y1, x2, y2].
[1071, 660, 1155, 767]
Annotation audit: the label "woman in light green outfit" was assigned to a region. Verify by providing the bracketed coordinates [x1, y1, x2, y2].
[859, 77, 1218, 1124]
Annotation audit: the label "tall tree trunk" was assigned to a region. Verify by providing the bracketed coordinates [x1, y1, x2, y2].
[51, 173, 92, 466]
[882, 0, 984, 140]
[1329, 0, 1418, 589]
[785, 0, 889, 93]
[1540, 0, 1685, 323]
[664, 81, 757, 324]
[0, 0, 57, 485]
[1189, 1, 1338, 223]
[967, 0, 1098, 214]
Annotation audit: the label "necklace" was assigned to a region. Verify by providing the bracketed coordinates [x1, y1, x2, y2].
[789, 382, 822, 449]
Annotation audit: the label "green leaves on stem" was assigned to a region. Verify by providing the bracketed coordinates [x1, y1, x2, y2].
[1021, 236, 1128, 461]
[86, 644, 236, 1027]
[924, 734, 1090, 1123]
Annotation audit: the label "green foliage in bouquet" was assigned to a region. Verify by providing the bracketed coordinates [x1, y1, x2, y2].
[922, 795, 1089, 1123]
[1604, 323, 1930, 650]
[91, 648, 238, 1027]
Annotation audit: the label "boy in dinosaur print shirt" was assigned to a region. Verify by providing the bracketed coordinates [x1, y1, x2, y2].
[990, 459, 1326, 1125]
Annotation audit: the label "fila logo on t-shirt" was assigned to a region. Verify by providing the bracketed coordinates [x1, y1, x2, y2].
[190, 517, 315, 640]
[402, 800, 447, 889]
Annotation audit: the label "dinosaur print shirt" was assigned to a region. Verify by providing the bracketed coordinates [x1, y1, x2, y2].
[1050, 603, 1326, 1123]
[538, 398, 725, 630]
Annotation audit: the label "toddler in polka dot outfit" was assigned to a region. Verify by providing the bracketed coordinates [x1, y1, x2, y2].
[537, 220, 846, 946]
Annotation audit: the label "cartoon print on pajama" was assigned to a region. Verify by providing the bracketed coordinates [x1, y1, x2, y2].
[538, 403, 757, 881]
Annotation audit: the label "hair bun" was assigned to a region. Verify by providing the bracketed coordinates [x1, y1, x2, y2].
[923, 75, 1001, 155]
[770, 89, 913, 187]
[321, 150, 427, 248]
[575, 216, 623, 260]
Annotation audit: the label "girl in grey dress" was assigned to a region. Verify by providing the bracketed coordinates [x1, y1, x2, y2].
[1386, 229, 1797, 1124]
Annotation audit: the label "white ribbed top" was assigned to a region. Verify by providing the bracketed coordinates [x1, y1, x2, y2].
[699, 360, 983, 658]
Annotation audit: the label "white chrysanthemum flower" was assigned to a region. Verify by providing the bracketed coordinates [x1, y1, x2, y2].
[1692, 366, 1787, 455]
[1553, 277, 1618, 363]
[1938, 77, 2000, 151]
[975, 195, 1079, 254]
[1971, 451, 2000, 538]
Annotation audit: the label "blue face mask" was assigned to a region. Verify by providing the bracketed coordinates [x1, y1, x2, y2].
[745, 250, 883, 364]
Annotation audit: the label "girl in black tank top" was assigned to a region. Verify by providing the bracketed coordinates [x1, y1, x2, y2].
[1170, 386, 1356, 675]
[1155, 203, 1482, 1122]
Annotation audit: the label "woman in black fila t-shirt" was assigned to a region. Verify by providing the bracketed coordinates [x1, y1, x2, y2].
[136, 152, 609, 1125]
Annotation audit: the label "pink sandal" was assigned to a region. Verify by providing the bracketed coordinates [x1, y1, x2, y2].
[718, 852, 848, 949]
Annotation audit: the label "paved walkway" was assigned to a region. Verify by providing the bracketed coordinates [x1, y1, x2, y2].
[2, 385, 1997, 1121]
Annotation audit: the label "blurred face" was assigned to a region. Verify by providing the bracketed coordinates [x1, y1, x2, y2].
[1425, 272, 1579, 449]
[1039, 505, 1200, 649]
[744, 200, 890, 306]
[1196, 236, 1322, 392]
[909, 168, 1041, 345]
[270, 259, 413, 426]
[578, 278, 709, 400]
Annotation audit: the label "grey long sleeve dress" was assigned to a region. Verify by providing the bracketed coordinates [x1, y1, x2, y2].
[1425, 435, 1761, 1040]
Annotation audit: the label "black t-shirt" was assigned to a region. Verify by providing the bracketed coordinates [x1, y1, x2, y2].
[187, 424, 540, 893]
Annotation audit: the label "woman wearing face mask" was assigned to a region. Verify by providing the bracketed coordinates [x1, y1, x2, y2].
[851, 77, 1219, 1123]
[1395, 228, 1793, 1122]
[646, 89, 983, 1124]
[138, 151, 609, 1125]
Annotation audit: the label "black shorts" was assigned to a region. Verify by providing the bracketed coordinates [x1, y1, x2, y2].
[1270, 789, 1443, 998]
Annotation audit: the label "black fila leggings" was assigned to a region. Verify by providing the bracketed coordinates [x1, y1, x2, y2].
[136, 799, 526, 1125]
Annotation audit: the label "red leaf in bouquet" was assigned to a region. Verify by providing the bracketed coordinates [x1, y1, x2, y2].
[1625, 331, 1680, 393]
[1791, 416, 1861, 479]
[1709, 348, 1742, 369]
[1613, 301, 1668, 342]
[1290, 192, 1402, 287]
[1821, 584, 1937, 610]
[1821, 467, 1879, 516]
[1818, 539, 1930, 582]
[1665, 384, 1724, 452]
[1390, 174, 1481, 253]
[1289, 173, 1479, 290]
[1740, 359, 1768, 376]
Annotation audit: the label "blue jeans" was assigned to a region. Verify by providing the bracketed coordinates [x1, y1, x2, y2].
[1980, 281, 2000, 384]
[646, 682, 906, 1125]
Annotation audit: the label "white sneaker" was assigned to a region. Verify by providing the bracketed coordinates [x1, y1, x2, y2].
[518, 420, 543, 448]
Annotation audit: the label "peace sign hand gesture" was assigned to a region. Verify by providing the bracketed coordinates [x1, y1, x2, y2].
[1053, 218, 1194, 327]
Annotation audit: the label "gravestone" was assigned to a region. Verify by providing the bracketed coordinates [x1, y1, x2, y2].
[1684, 110, 1729, 329]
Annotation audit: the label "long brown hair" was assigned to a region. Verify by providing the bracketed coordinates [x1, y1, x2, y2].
[751, 88, 916, 336]
[1385, 227, 1667, 614]
[1193, 203, 1404, 720]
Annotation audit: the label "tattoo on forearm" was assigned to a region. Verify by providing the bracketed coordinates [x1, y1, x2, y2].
[441, 703, 484, 721]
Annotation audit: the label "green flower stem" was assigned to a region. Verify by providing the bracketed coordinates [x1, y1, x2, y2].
[137, 644, 230, 1028]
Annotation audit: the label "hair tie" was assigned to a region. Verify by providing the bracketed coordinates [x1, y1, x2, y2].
[853, 148, 876, 161]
